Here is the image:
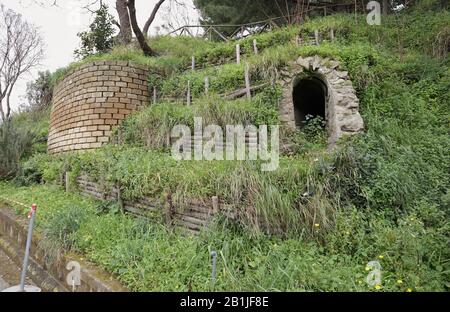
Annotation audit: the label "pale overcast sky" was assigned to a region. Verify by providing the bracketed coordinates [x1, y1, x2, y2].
[1, 0, 200, 112]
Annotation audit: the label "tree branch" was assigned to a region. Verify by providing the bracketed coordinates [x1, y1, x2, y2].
[143, 0, 166, 37]
[126, 0, 155, 56]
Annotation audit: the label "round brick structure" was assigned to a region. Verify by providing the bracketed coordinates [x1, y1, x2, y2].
[48, 61, 149, 154]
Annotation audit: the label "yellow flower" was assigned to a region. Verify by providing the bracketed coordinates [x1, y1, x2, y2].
[314, 223, 320, 228]
[397, 279, 403, 284]
[365, 266, 370, 271]
[374, 284, 382, 290]
[378, 255, 384, 259]
[406, 288, 413, 292]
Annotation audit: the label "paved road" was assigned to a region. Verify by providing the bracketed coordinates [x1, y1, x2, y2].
[0, 275, 8, 290]
[0, 248, 20, 291]
[0, 245, 35, 291]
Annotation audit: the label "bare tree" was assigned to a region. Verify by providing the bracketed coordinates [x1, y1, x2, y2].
[127, 0, 159, 56]
[0, 5, 44, 122]
[34, 0, 167, 55]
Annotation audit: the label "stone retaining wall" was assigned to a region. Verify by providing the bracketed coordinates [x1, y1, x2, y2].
[48, 61, 149, 154]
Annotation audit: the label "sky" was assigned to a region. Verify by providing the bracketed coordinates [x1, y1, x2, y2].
[1, 0, 200, 112]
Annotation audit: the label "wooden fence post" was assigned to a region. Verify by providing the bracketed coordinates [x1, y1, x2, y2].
[212, 196, 219, 214]
[191, 56, 195, 71]
[236, 44, 241, 64]
[117, 182, 124, 213]
[65, 171, 70, 193]
[245, 63, 251, 99]
[205, 76, 209, 95]
[295, 34, 302, 46]
[253, 39, 258, 55]
[165, 193, 174, 227]
[117, 128, 122, 145]
[330, 28, 335, 42]
[187, 80, 191, 106]
[314, 29, 320, 45]
[166, 132, 171, 148]
[153, 86, 157, 104]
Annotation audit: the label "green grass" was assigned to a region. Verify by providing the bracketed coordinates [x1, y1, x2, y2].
[0, 181, 447, 291]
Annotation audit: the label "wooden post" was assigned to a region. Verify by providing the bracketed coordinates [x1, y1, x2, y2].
[153, 86, 157, 104]
[382, 0, 389, 16]
[314, 29, 320, 45]
[253, 39, 258, 55]
[212, 196, 219, 214]
[204, 76, 209, 95]
[187, 80, 191, 106]
[191, 56, 195, 71]
[65, 171, 70, 193]
[330, 28, 335, 42]
[117, 128, 122, 145]
[236, 44, 241, 64]
[164, 193, 174, 227]
[244, 63, 251, 99]
[166, 132, 170, 148]
[117, 183, 124, 213]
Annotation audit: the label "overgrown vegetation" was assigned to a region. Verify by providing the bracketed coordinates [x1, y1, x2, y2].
[1, 7, 449, 292]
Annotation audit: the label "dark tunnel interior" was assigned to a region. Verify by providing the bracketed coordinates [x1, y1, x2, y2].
[292, 77, 327, 128]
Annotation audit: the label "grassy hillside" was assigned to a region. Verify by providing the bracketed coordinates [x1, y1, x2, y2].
[1, 8, 449, 291]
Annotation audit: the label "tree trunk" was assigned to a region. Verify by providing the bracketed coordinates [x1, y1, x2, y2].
[127, 0, 156, 56]
[382, 0, 389, 15]
[115, 0, 132, 45]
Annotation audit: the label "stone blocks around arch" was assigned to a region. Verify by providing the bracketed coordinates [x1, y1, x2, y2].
[278, 55, 364, 146]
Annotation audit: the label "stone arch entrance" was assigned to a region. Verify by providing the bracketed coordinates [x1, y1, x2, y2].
[292, 76, 327, 128]
[278, 56, 364, 146]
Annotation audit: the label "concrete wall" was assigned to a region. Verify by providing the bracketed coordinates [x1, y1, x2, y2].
[48, 61, 149, 154]
[0, 206, 127, 292]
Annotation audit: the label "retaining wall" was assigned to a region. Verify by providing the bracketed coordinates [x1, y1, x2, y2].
[48, 61, 149, 154]
[76, 176, 237, 235]
[0, 205, 127, 292]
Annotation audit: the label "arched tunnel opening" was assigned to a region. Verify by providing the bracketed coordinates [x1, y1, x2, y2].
[292, 76, 327, 128]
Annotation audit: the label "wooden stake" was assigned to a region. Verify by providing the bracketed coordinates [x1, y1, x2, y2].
[187, 80, 191, 106]
[65, 171, 70, 193]
[153, 86, 157, 104]
[236, 44, 241, 64]
[204, 76, 209, 94]
[212, 196, 219, 214]
[253, 39, 258, 55]
[330, 28, 335, 42]
[314, 29, 320, 45]
[244, 64, 251, 99]
[191, 55, 195, 71]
